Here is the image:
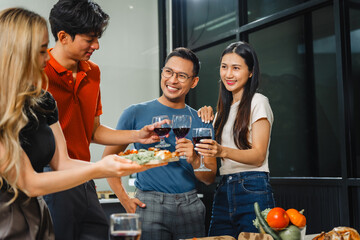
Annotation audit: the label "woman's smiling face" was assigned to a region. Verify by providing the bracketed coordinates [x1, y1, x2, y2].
[220, 52, 252, 99]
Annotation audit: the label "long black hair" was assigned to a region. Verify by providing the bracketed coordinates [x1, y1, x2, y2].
[214, 41, 260, 149]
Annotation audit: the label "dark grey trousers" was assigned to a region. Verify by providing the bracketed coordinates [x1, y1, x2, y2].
[135, 189, 206, 240]
[44, 180, 108, 240]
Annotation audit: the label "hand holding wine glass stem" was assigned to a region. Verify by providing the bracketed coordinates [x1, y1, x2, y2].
[195, 140, 213, 156]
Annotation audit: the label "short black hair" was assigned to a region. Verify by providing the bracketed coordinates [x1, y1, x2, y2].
[165, 47, 200, 77]
[49, 0, 109, 41]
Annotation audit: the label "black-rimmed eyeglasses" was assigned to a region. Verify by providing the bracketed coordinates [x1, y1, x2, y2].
[161, 67, 194, 83]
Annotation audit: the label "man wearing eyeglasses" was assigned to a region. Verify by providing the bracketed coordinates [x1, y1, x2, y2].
[103, 48, 217, 240]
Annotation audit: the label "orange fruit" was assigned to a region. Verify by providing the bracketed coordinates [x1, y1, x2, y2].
[266, 207, 290, 230]
[286, 208, 306, 228]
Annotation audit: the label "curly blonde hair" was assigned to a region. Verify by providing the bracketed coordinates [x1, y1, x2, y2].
[0, 8, 48, 203]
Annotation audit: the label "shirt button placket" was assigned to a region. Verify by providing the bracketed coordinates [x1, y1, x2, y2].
[66, 71, 77, 103]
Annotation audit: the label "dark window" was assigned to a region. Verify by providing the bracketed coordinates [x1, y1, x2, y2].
[311, 6, 340, 177]
[184, 0, 237, 48]
[167, 0, 360, 232]
[189, 40, 234, 110]
[246, 0, 306, 23]
[349, 2, 360, 177]
[249, 6, 340, 177]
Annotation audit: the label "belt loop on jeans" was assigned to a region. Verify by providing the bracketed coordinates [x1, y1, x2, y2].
[185, 194, 189, 203]
[160, 194, 164, 204]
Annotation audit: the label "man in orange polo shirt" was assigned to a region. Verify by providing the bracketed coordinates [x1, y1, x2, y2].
[43, 1, 164, 239]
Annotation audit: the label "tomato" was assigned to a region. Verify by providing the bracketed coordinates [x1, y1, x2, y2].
[266, 207, 290, 230]
[148, 147, 159, 152]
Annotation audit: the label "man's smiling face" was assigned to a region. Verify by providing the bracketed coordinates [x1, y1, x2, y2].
[160, 56, 198, 104]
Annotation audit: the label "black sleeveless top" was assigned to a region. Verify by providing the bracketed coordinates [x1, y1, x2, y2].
[19, 91, 58, 172]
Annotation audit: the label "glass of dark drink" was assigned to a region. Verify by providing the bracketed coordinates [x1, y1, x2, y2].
[172, 115, 192, 159]
[192, 128, 212, 172]
[110, 213, 141, 240]
[152, 115, 171, 148]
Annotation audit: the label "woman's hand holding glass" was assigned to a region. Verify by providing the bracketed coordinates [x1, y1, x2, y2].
[194, 138, 223, 159]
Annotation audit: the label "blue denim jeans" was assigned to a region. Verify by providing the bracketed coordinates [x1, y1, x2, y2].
[208, 171, 275, 238]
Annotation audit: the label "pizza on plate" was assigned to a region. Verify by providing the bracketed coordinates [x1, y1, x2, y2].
[118, 147, 179, 165]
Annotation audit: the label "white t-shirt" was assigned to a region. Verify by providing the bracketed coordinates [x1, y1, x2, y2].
[219, 93, 273, 175]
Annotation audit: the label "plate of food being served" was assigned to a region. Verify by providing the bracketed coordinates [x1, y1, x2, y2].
[118, 147, 180, 165]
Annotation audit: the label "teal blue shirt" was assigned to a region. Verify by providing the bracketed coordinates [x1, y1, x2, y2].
[116, 99, 214, 193]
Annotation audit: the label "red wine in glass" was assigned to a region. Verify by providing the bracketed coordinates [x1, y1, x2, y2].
[172, 115, 192, 159]
[173, 127, 190, 139]
[154, 127, 171, 137]
[152, 115, 171, 148]
[192, 136, 211, 145]
[192, 128, 212, 171]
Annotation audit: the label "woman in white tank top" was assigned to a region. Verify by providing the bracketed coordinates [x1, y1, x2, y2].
[196, 41, 275, 238]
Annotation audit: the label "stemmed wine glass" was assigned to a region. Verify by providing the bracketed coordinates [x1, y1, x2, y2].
[152, 115, 171, 148]
[172, 115, 192, 159]
[110, 213, 141, 240]
[192, 128, 212, 172]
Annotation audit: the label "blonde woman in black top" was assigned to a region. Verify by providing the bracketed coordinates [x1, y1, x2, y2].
[0, 8, 165, 239]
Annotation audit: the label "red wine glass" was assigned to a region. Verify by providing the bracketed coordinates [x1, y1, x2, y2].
[172, 115, 192, 159]
[152, 115, 171, 148]
[192, 128, 212, 171]
[110, 213, 141, 240]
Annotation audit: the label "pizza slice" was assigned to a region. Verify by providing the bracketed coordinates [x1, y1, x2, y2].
[118, 148, 179, 165]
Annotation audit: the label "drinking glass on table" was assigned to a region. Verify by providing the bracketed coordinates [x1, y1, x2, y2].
[110, 213, 141, 240]
[192, 128, 212, 172]
[172, 115, 192, 159]
[152, 115, 171, 148]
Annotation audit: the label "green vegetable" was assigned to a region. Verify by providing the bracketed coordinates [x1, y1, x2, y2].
[123, 149, 161, 165]
[254, 202, 281, 240]
[253, 208, 271, 230]
[278, 225, 301, 240]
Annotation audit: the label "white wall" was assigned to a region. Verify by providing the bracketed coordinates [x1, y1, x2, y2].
[90, 0, 160, 191]
[0, 1, 160, 191]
